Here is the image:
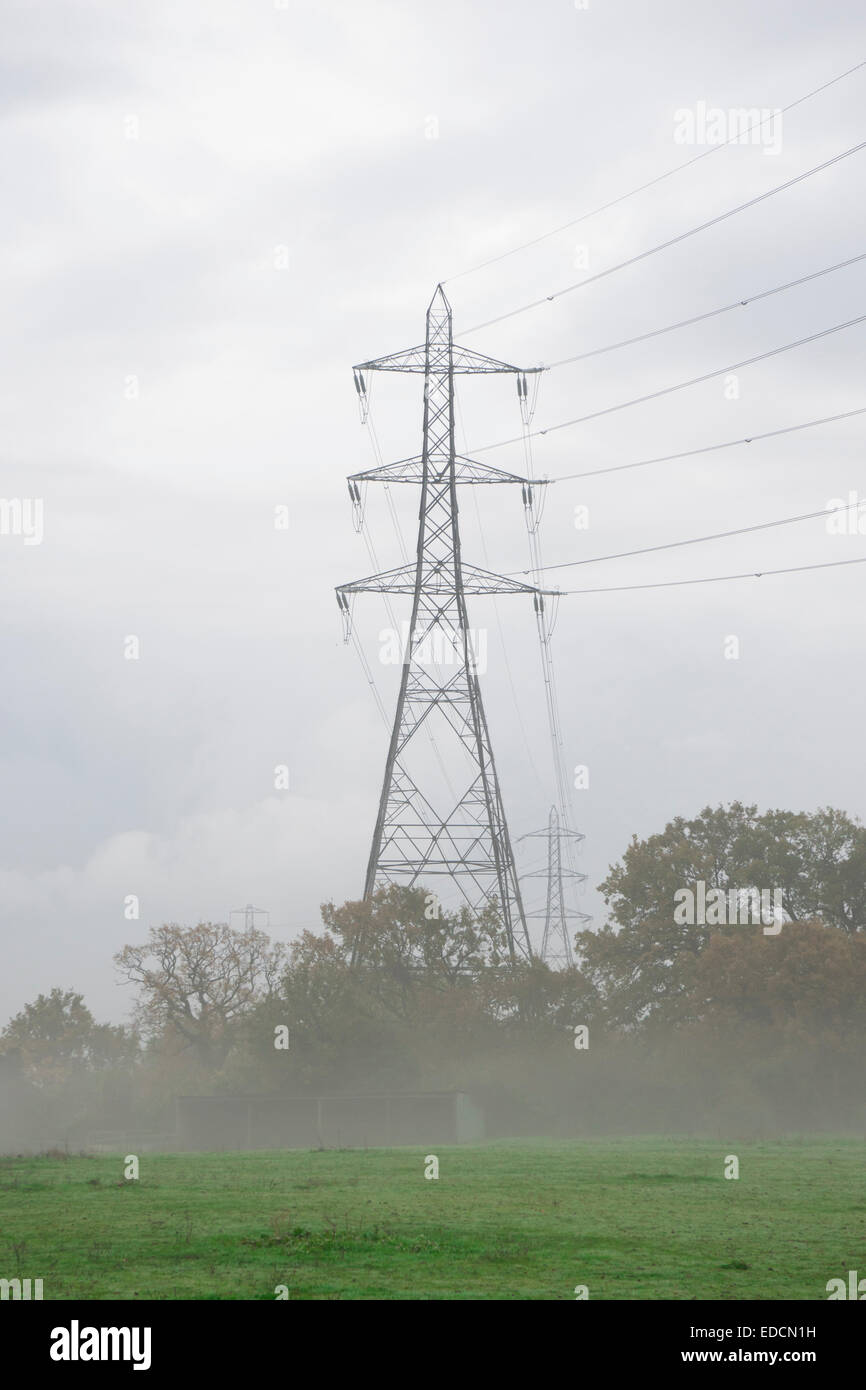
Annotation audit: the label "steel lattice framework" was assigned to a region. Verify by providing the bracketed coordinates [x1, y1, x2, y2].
[519, 806, 591, 968]
[337, 285, 557, 964]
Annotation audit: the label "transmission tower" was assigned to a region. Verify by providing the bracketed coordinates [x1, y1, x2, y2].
[519, 806, 590, 968]
[336, 285, 558, 965]
[229, 904, 270, 931]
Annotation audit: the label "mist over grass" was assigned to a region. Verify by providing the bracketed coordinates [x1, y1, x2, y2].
[1, 1139, 859, 1299]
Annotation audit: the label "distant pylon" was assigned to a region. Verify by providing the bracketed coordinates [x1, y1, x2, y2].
[337, 285, 558, 965]
[519, 806, 590, 968]
[229, 904, 270, 931]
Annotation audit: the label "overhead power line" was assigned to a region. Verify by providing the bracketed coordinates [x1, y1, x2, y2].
[551, 405, 866, 482]
[444, 60, 866, 284]
[475, 313, 866, 454]
[454, 386, 546, 796]
[510, 502, 853, 576]
[560, 553, 866, 596]
[545, 252, 866, 369]
[463, 139, 866, 334]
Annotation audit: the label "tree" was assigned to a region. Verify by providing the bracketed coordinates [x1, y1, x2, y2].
[321, 884, 511, 1007]
[319, 883, 598, 1031]
[114, 922, 284, 1068]
[681, 919, 866, 1041]
[758, 806, 866, 933]
[0, 988, 139, 1087]
[268, 887, 509, 1087]
[239, 886, 600, 1091]
[577, 803, 866, 1027]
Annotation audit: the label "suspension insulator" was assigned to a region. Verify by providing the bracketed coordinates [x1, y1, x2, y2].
[348, 479, 365, 532]
[352, 368, 369, 422]
[337, 591, 352, 643]
[518, 372, 533, 427]
[518, 370, 540, 426]
[522, 481, 539, 535]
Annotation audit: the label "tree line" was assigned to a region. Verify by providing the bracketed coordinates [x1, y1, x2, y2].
[3, 802, 865, 1139]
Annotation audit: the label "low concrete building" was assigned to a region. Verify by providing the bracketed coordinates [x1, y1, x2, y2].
[175, 1090, 484, 1151]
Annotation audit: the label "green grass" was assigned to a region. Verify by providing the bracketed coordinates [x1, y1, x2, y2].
[0, 1137, 863, 1299]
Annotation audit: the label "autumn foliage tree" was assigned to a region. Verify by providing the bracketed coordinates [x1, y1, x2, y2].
[114, 922, 284, 1068]
[577, 803, 866, 1027]
[240, 886, 598, 1091]
[680, 919, 866, 1041]
[0, 987, 139, 1087]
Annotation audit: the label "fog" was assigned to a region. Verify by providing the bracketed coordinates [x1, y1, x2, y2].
[2, 5, 866, 1325]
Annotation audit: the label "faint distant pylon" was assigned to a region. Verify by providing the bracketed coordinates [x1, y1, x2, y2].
[337, 285, 558, 966]
[519, 806, 590, 968]
[229, 904, 270, 931]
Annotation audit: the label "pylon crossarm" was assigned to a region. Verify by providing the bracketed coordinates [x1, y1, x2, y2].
[526, 911, 592, 923]
[337, 562, 559, 597]
[348, 455, 547, 486]
[523, 869, 588, 882]
[519, 827, 586, 843]
[354, 344, 540, 375]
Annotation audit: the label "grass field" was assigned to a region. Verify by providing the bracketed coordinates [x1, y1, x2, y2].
[1, 1137, 863, 1300]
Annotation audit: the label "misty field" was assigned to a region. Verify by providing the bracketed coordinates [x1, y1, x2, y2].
[1, 1137, 862, 1300]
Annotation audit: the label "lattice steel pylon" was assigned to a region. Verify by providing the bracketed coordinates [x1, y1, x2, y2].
[519, 806, 591, 968]
[336, 285, 558, 965]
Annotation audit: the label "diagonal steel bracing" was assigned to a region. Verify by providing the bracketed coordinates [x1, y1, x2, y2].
[337, 286, 555, 964]
[519, 806, 591, 968]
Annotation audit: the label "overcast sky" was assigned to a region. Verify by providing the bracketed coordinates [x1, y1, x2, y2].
[1, 0, 865, 1026]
